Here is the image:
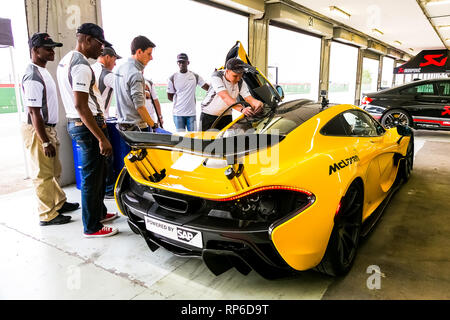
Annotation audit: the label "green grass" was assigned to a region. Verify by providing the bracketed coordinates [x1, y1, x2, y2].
[0, 88, 18, 113]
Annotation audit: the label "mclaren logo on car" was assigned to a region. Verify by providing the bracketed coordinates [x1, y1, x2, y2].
[329, 155, 360, 175]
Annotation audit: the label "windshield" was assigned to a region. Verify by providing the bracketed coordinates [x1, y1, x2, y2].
[223, 100, 322, 137]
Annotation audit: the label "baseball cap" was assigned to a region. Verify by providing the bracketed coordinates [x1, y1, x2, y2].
[28, 32, 63, 49]
[225, 58, 251, 74]
[76, 23, 112, 47]
[177, 53, 189, 62]
[102, 46, 122, 59]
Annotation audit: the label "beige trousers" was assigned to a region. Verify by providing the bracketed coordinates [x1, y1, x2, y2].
[21, 123, 67, 222]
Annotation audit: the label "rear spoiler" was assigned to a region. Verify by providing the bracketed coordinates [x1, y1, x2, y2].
[119, 131, 285, 163]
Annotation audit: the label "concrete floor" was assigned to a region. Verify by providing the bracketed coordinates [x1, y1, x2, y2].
[0, 130, 449, 299]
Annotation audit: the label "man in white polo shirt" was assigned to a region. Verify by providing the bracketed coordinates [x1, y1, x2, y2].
[167, 53, 209, 131]
[91, 46, 121, 118]
[91, 46, 121, 199]
[200, 58, 263, 131]
[57, 23, 118, 238]
[21, 32, 79, 226]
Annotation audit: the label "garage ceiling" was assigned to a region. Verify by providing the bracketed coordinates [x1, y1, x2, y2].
[420, 0, 450, 49]
[290, 0, 445, 55]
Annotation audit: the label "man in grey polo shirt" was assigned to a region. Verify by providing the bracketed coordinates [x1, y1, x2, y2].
[115, 35, 157, 131]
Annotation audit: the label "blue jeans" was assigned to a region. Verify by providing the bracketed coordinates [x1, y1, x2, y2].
[173, 115, 196, 131]
[68, 122, 108, 234]
[105, 154, 115, 194]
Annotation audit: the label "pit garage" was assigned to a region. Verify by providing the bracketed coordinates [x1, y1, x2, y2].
[0, 0, 449, 301]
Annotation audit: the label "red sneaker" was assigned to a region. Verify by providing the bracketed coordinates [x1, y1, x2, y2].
[100, 212, 118, 223]
[83, 226, 118, 238]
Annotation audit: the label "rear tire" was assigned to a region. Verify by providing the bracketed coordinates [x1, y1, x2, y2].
[401, 135, 414, 182]
[381, 109, 413, 129]
[316, 181, 363, 277]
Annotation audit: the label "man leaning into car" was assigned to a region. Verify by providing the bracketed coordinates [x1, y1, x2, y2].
[200, 58, 263, 131]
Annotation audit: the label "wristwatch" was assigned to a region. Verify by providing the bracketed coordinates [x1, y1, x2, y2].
[42, 141, 52, 148]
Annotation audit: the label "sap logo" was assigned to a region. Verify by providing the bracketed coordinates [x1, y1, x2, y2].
[329, 155, 360, 175]
[177, 227, 197, 242]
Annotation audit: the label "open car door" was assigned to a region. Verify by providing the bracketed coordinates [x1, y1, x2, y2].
[221, 41, 284, 106]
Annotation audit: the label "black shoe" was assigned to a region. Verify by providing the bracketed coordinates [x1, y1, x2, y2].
[104, 191, 115, 200]
[40, 214, 72, 226]
[58, 201, 80, 213]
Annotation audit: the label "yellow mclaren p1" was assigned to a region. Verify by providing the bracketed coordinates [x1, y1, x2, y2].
[114, 42, 414, 278]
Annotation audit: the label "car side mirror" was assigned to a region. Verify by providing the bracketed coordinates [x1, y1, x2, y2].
[396, 124, 412, 136]
[275, 85, 284, 100]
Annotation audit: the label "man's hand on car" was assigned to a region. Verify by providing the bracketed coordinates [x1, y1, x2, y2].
[251, 100, 264, 114]
[242, 106, 256, 117]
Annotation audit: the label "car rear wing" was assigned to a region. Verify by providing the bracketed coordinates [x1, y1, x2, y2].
[119, 131, 285, 163]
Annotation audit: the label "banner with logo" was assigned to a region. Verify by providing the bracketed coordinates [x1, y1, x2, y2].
[394, 49, 450, 74]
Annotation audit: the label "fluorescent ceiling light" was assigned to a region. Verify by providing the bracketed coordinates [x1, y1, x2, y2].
[394, 40, 402, 45]
[438, 25, 450, 30]
[426, 0, 450, 6]
[372, 28, 384, 36]
[329, 6, 350, 20]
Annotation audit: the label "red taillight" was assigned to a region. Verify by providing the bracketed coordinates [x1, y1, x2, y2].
[210, 186, 313, 202]
[361, 96, 373, 105]
[335, 201, 342, 216]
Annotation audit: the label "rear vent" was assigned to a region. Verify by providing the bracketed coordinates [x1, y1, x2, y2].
[153, 194, 188, 214]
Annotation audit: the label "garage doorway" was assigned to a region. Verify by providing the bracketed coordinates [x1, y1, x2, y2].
[328, 41, 358, 104]
[268, 23, 321, 102]
[102, 0, 249, 131]
[361, 57, 380, 99]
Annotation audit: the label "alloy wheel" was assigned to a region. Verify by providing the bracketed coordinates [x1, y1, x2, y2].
[382, 110, 411, 129]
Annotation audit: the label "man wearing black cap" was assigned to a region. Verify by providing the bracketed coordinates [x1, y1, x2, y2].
[21, 32, 79, 226]
[91, 46, 121, 199]
[57, 23, 118, 238]
[91, 46, 121, 118]
[200, 58, 263, 131]
[167, 53, 209, 131]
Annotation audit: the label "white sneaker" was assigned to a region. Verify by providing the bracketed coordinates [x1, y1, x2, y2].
[83, 226, 119, 238]
[100, 212, 118, 223]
